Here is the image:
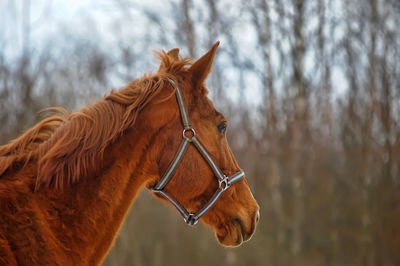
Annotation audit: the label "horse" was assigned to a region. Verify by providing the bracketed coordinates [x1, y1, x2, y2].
[0, 42, 260, 265]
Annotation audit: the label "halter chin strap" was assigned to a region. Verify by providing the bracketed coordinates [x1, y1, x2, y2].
[152, 79, 245, 226]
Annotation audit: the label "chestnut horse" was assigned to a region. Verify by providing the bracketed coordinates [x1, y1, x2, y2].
[0, 42, 259, 265]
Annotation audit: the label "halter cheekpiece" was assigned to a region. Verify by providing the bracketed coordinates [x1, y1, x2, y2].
[152, 79, 245, 226]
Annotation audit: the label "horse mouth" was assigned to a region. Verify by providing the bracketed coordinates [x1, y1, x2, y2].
[215, 212, 259, 247]
[216, 224, 244, 247]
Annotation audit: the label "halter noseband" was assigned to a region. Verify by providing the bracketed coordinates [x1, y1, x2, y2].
[152, 79, 245, 226]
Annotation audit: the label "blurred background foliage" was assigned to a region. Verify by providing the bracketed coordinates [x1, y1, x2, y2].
[1, 0, 400, 265]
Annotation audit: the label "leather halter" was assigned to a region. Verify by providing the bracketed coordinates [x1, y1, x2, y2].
[152, 79, 245, 226]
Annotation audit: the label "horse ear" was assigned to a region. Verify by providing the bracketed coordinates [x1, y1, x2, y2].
[188, 41, 220, 86]
[167, 48, 180, 60]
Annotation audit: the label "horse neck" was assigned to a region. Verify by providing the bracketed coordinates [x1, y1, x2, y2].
[39, 121, 159, 264]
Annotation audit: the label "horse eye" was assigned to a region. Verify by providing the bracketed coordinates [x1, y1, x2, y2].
[217, 122, 227, 134]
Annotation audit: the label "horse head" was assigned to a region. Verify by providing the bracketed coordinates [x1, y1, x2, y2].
[145, 42, 259, 247]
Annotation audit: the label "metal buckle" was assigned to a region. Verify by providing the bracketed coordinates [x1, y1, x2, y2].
[218, 175, 230, 191]
[185, 213, 198, 226]
[182, 128, 196, 142]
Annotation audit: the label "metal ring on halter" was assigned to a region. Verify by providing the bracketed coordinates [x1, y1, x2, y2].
[185, 213, 198, 225]
[182, 128, 196, 142]
[218, 176, 230, 191]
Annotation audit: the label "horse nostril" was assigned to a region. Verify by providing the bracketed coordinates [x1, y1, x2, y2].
[255, 210, 260, 224]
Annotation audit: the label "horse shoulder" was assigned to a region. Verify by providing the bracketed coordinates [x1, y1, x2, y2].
[0, 167, 67, 265]
[0, 193, 19, 266]
[0, 231, 17, 266]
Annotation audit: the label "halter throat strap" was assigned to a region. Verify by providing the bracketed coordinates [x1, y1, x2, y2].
[152, 79, 245, 226]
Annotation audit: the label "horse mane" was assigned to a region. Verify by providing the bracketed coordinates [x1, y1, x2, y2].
[0, 51, 192, 190]
[0, 108, 69, 179]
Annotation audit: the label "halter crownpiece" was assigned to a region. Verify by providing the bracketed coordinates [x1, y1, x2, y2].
[152, 79, 245, 226]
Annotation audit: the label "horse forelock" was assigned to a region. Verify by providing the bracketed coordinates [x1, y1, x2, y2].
[0, 52, 192, 191]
